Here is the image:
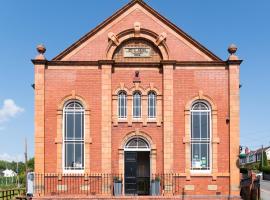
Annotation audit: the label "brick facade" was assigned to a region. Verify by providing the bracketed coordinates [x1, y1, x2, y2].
[32, 0, 242, 199]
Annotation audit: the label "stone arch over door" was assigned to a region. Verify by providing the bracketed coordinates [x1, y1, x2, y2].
[118, 131, 157, 175]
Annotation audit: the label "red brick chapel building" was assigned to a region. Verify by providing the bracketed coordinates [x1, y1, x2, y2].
[32, 0, 242, 199]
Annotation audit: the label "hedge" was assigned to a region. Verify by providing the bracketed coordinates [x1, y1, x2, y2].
[262, 166, 270, 174]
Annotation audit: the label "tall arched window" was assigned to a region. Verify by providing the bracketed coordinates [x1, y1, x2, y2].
[133, 91, 141, 118]
[148, 91, 156, 118]
[191, 101, 211, 171]
[63, 101, 85, 171]
[118, 91, 127, 119]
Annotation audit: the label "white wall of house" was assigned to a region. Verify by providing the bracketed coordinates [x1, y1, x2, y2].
[3, 169, 17, 177]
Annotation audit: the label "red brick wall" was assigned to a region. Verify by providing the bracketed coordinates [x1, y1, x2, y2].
[64, 9, 209, 61]
[43, 67, 231, 193]
[44, 68, 102, 173]
[40, 2, 236, 197]
[111, 69, 163, 173]
[173, 69, 229, 173]
[112, 69, 163, 91]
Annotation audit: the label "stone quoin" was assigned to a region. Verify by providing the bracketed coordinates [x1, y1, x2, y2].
[32, 0, 242, 199]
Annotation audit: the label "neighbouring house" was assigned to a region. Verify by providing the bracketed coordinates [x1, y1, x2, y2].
[240, 146, 270, 165]
[256, 147, 270, 162]
[247, 151, 256, 164]
[2, 169, 17, 177]
[32, 0, 242, 199]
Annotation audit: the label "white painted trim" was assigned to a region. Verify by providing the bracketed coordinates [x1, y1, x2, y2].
[190, 170, 211, 175]
[190, 100, 212, 173]
[62, 100, 86, 172]
[132, 91, 142, 119]
[118, 91, 127, 119]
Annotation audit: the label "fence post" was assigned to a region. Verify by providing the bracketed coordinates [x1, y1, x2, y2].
[102, 174, 111, 195]
[163, 174, 173, 195]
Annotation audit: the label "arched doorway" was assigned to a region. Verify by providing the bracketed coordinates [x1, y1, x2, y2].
[124, 137, 151, 195]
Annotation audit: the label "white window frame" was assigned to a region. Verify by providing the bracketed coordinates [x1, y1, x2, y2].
[132, 91, 142, 119]
[190, 101, 212, 174]
[118, 91, 127, 119]
[62, 101, 85, 174]
[148, 91, 156, 119]
[124, 137, 150, 152]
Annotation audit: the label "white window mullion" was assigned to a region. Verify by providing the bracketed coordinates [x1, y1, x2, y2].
[118, 91, 127, 119]
[63, 101, 85, 172]
[191, 102, 211, 172]
[133, 92, 141, 118]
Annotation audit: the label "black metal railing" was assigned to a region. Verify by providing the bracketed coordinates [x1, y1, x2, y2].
[263, 173, 270, 181]
[33, 173, 186, 196]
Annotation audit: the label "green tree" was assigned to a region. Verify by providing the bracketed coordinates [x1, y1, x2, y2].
[259, 151, 269, 171]
[27, 158, 34, 172]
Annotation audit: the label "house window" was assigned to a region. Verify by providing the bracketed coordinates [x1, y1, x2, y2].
[63, 101, 84, 171]
[133, 91, 141, 118]
[148, 91, 156, 119]
[191, 102, 211, 172]
[118, 91, 127, 119]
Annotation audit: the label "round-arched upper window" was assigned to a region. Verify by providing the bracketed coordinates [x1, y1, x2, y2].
[191, 102, 210, 111]
[125, 137, 150, 151]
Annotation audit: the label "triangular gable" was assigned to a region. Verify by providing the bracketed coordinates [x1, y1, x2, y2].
[53, 0, 221, 61]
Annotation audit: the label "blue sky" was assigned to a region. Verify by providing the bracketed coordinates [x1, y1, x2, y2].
[0, 0, 270, 161]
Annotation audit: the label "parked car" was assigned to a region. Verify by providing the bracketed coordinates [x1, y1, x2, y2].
[256, 172, 262, 178]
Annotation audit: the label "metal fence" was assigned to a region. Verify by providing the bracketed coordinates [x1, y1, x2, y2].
[263, 173, 270, 181]
[33, 173, 185, 196]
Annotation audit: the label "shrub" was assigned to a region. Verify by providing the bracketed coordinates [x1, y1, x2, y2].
[259, 151, 269, 171]
[113, 176, 122, 182]
[240, 168, 248, 174]
[262, 166, 270, 174]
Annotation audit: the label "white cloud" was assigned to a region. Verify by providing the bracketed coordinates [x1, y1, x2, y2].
[0, 99, 24, 123]
[0, 153, 24, 162]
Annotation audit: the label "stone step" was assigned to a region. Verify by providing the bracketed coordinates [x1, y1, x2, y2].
[32, 195, 242, 200]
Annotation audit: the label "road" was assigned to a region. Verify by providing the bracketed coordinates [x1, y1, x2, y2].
[261, 179, 270, 200]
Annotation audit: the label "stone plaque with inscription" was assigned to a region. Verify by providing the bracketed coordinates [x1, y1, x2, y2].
[124, 47, 151, 58]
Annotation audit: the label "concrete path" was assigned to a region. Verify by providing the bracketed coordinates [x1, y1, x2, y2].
[261, 179, 270, 200]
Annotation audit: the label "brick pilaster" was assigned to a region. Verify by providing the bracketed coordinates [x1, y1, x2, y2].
[163, 64, 174, 173]
[101, 64, 112, 173]
[228, 61, 241, 195]
[34, 61, 46, 173]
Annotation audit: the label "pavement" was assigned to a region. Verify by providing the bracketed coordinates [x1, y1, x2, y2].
[261, 179, 270, 200]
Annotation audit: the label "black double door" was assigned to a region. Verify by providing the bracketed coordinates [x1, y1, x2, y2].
[124, 151, 150, 195]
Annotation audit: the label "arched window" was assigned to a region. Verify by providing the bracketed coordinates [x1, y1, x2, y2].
[118, 91, 127, 119]
[63, 101, 85, 171]
[148, 91, 156, 118]
[125, 137, 150, 151]
[190, 101, 211, 171]
[133, 91, 141, 118]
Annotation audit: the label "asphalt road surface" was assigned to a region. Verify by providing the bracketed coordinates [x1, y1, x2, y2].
[261, 180, 270, 200]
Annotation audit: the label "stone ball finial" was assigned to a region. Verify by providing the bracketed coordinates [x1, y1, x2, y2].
[35, 44, 46, 60]
[37, 44, 46, 54]
[228, 44, 237, 55]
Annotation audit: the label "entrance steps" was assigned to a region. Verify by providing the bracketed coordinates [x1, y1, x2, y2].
[32, 195, 242, 200]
